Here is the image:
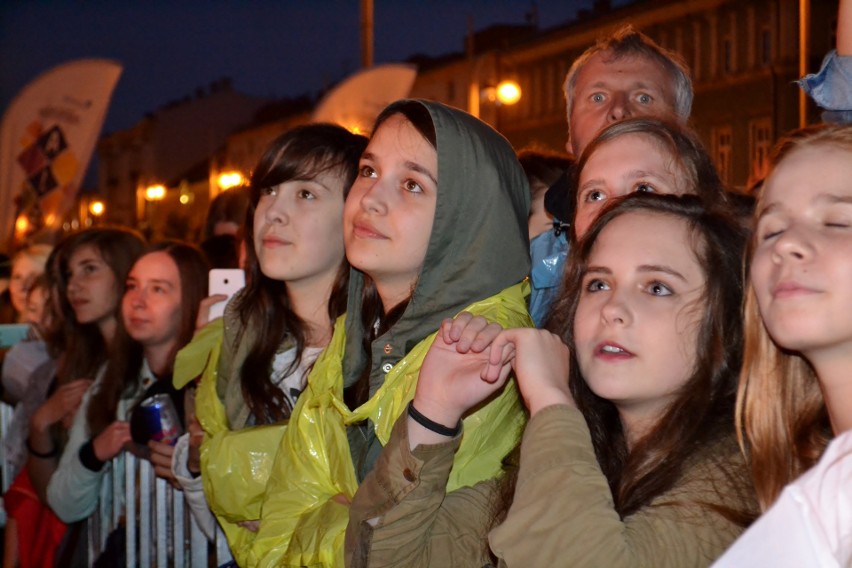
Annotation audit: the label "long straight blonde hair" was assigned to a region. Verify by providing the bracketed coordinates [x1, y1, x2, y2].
[735, 124, 852, 509]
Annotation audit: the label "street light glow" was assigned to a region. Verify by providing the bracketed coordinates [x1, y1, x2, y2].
[217, 171, 244, 190]
[15, 216, 28, 233]
[145, 184, 166, 201]
[89, 200, 105, 216]
[496, 80, 522, 105]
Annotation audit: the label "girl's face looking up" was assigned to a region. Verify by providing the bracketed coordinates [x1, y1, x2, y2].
[573, 210, 705, 440]
[344, 113, 438, 311]
[751, 144, 852, 362]
[253, 168, 347, 287]
[575, 133, 687, 238]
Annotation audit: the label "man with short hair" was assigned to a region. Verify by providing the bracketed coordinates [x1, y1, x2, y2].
[530, 25, 693, 326]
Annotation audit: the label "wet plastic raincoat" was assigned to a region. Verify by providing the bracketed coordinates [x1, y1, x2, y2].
[173, 297, 293, 565]
[245, 99, 533, 567]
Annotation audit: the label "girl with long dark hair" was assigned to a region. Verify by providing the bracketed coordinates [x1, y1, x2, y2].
[8, 228, 144, 567]
[170, 123, 367, 561]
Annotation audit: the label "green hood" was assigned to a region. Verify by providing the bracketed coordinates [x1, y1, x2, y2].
[343, 99, 531, 391]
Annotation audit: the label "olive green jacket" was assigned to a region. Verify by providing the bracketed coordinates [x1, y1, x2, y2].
[340, 99, 531, 480]
[348, 404, 758, 567]
[242, 99, 534, 567]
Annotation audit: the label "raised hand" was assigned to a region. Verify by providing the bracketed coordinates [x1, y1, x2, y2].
[92, 421, 132, 462]
[148, 440, 180, 488]
[486, 328, 573, 417]
[195, 294, 228, 331]
[30, 379, 94, 434]
[238, 520, 260, 532]
[438, 312, 506, 355]
[186, 413, 204, 476]
[413, 315, 514, 435]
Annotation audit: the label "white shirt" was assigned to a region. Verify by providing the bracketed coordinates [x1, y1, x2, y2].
[270, 345, 323, 411]
[714, 429, 852, 567]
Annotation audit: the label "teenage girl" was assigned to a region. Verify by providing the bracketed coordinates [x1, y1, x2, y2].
[8, 228, 144, 567]
[530, 117, 728, 326]
[249, 100, 533, 567]
[570, 117, 727, 240]
[5, 243, 52, 323]
[26, 228, 145, 496]
[46, 241, 207, 523]
[170, 123, 366, 561]
[348, 194, 757, 566]
[716, 124, 852, 566]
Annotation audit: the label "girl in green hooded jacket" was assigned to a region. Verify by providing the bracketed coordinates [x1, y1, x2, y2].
[242, 100, 534, 567]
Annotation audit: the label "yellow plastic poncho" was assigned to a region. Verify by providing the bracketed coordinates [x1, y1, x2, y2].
[245, 281, 531, 567]
[174, 319, 288, 565]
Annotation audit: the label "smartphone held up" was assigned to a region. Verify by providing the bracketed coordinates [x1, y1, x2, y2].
[207, 269, 245, 320]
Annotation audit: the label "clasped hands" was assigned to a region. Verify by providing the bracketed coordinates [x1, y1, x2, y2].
[411, 313, 573, 442]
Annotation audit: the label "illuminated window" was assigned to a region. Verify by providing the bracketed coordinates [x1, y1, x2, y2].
[749, 118, 772, 182]
[712, 125, 733, 184]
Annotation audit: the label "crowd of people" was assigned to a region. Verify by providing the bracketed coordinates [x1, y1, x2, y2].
[0, 10, 850, 568]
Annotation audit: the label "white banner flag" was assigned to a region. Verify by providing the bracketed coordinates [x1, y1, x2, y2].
[0, 59, 122, 249]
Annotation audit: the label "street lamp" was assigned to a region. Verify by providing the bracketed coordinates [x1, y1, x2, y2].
[14, 215, 28, 235]
[482, 80, 522, 106]
[145, 184, 166, 201]
[468, 53, 522, 120]
[89, 200, 105, 216]
[217, 171, 244, 191]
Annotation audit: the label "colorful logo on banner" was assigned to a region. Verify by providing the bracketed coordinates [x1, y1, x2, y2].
[1, 59, 122, 250]
[13, 121, 80, 236]
[17, 123, 78, 198]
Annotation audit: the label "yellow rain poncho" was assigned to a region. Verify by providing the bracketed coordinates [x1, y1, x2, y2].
[174, 311, 289, 565]
[245, 100, 534, 567]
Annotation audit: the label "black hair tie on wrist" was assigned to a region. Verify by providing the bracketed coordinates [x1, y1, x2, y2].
[407, 401, 461, 437]
[26, 438, 59, 459]
[79, 439, 106, 472]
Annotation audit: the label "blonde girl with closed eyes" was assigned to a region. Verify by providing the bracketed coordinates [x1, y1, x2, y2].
[716, 124, 852, 566]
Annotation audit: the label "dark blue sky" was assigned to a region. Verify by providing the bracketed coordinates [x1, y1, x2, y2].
[1, 1, 619, 135]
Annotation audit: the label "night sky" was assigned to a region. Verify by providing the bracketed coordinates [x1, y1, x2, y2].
[1, 1, 625, 136]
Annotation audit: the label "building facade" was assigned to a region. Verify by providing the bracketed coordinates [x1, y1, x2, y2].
[410, 0, 838, 190]
[97, 79, 269, 233]
[94, 0, 838, 232]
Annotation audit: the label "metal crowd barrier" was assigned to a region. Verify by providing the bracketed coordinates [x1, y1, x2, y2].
[0, 399, 232, 566]
[1, 401, 14, 494]
[0, 401, 14, 527]
[87, 452, 232, 567]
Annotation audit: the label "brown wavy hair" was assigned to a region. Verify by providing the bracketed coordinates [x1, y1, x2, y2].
[54, 228, 146, 386]
[548, 193, 752, 522]
[735, 124, 849, 510]
[238, 123, 367, 423]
